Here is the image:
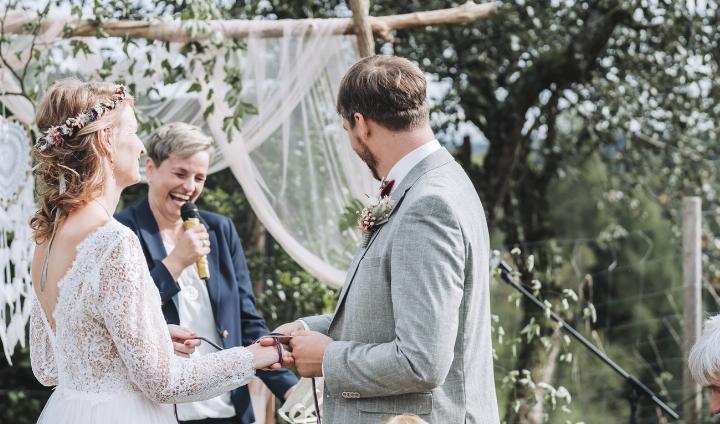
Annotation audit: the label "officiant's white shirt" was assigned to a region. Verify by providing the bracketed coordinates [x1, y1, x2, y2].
[385, 139, 441, 195]
[164, 241, 236, 421]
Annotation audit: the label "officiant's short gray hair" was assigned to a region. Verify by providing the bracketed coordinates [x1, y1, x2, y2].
[689, 314, 720, 386]
[146, 122, 214, 165]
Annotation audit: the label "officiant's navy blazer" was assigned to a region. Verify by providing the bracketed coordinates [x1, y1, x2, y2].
[116, 198, 297, 424]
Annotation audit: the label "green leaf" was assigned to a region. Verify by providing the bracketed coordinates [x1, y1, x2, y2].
[203, 103, 215, 120]
[187, 82, 202, 93]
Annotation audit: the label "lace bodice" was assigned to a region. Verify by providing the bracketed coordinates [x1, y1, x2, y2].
[29, 219, 255, 403]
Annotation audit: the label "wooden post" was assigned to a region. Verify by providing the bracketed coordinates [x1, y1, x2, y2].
[682, 196, 702, 423]
[349, 0, 375, 57]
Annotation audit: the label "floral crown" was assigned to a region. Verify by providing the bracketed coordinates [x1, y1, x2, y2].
[34, 84, 129, 153]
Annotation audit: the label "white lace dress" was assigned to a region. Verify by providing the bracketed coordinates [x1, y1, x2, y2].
[29, 219, 256, 423]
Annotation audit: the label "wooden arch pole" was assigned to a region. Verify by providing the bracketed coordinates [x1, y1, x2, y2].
[2, 2, 496, 43]
[349, 0, 375, 58]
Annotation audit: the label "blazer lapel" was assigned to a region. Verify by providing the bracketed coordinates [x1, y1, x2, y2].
[389, 148, 455, 201]
[137, 199, 168, 265]
[332, 148, 456, 316]
[135, 199, 178, 310]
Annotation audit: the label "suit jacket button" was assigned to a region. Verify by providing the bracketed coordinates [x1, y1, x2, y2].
[222, 330, 229, 338]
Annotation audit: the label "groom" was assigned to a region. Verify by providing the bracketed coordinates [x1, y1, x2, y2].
[277, 55, 499, 423]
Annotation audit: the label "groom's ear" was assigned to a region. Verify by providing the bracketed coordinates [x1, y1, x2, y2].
[353, 112, 370, 139]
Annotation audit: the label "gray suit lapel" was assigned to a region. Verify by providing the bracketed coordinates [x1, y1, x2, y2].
[390, 148, 455, 203]
[332, 148, 456, 316]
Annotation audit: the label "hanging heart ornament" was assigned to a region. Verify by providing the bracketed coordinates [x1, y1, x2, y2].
[0, 118, 31, 204]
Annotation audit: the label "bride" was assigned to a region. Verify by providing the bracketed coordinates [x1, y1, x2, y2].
[28, 79, 288, 423]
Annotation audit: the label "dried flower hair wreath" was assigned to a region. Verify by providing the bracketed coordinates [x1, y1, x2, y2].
[35, 84, 128, 291]
[34, 84, 129, 152]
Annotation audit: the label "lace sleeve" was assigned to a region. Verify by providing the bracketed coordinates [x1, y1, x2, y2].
[29, 293, 58, 387]
[97, 230, 256, 404]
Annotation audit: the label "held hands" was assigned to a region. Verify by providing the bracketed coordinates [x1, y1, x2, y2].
[168, 320, 331, 373]
[272, 321, 334, 377]
[288, 330, 332, 378]
[162, 225, 210, 279]
[249, 337, 294, 370]
[167, 324, 292, 370]
[273, 320, 306, 337]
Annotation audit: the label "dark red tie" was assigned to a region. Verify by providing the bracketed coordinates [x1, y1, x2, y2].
[380, 179, 395, 197]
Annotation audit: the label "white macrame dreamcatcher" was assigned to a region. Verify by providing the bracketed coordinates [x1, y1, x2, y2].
[0, 118, 35, 364]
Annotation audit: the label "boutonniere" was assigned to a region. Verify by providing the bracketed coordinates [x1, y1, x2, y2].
[357, 179, 395, 247]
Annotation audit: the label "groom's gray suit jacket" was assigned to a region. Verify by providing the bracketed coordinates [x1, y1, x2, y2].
[303, 148, 499, 423]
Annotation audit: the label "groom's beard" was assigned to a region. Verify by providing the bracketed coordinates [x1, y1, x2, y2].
[354, 136, 380, 180]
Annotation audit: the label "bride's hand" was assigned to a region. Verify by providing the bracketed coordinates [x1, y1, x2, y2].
[168, 324, 201, 357]
[247, 338, 294, 370]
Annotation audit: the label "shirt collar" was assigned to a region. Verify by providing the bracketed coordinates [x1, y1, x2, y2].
[384, 139, 442, 196]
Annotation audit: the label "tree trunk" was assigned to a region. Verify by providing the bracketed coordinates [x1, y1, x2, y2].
[248, 213, 268, 295]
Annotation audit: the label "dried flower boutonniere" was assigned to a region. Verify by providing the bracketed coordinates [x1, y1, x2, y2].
[357, 179, 396, 247]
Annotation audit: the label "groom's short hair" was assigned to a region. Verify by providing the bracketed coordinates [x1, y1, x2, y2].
[337, 55, 428, 131]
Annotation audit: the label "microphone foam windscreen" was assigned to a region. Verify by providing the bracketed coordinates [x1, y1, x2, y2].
[180, 202, 199, 220]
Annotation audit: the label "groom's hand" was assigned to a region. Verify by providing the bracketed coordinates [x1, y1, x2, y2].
[272, 320, 307, 349]
[273, 320, 306, 342]
[289, 330, 333, 378]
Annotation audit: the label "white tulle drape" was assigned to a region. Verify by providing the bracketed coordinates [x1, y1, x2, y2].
[201, 22, 375, 284]
[0, 11, 376, 362]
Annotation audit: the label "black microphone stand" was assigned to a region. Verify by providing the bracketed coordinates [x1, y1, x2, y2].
[497, 261, 680, 423]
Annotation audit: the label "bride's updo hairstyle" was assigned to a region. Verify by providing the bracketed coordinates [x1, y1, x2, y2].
[30, 78, 134, 243]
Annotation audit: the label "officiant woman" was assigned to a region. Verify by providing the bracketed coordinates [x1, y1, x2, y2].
[116, 122, 297, 424]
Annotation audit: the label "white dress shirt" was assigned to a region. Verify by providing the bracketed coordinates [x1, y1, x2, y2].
[384, 139, 442, 196]
[163, 241, 236, 421]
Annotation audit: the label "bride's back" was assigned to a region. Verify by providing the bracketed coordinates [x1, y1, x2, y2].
[31, 218, 151, 394]
[30, 78, 131, 335]
[31, 210, 110, 332]
[28, 78, 150, 394]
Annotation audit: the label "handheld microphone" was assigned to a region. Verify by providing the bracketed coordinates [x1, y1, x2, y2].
[180, 202, 210, 281]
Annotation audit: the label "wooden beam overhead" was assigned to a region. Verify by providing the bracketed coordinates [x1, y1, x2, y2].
[2, 2, 496, 43]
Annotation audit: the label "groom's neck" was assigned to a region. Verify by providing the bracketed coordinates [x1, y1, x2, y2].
[374, 123, 435, 179]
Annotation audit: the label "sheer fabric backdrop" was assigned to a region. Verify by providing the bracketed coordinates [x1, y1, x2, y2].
[3, 11, 375, 287]
[0, 11, 376, 362]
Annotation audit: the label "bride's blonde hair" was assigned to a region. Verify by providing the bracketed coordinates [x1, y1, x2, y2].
[30, 78, 135, 243]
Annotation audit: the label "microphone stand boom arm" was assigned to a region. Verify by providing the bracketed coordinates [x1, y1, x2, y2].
[496, 261, 679, 422]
